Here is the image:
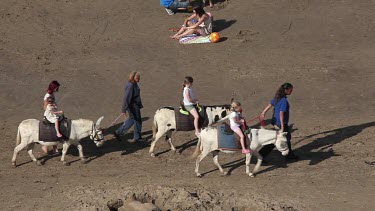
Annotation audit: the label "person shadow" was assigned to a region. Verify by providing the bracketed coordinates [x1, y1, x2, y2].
[213, 19, 236, 32]
[62, 117, 153, 164]
[295, 121, 375, 165]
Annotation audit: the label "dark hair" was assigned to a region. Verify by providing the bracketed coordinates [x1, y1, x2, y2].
[182, 76, 194, 89]
[193, 5, 205, 17]
[274, 83, 293, 105]
[47, 80, 60, 94]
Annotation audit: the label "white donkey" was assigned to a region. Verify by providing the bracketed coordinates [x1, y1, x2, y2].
[149, 105, 230, 157]
[12, 116, 105, 167]
[193, 126, 289, 177]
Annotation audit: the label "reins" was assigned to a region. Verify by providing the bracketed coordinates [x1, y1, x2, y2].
[245, 115, 265, 127]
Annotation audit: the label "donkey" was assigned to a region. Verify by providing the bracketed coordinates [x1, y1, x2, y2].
[149, 105, 230, 157]
[192, 126, 289, 177]
[12, 116, 105, 167]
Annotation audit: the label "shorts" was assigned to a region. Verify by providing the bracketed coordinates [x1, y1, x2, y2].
[168, 0, 189, 11]
[230, 125, 241, 132]
[184, 104, 196, 112]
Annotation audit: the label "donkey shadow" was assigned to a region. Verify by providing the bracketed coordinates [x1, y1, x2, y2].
[62, 117, 152, 163]
[250, 120, 374, 167]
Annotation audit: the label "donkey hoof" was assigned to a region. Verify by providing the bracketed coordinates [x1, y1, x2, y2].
[150, 153, 155, 158]
[223, 171, 228, 176]
[196, 173, 203, 178]
[81, 158, 89, 164]
[249, 173, 255, 178]
[63, 161, 70, 166]
[36, 160, 42, 166]
[11, 162, 16, 168]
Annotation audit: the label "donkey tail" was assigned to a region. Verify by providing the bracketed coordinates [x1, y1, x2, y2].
[191, 135, 202, 159]
[152, 116, 157, 139]
[16, 126, 21, 146]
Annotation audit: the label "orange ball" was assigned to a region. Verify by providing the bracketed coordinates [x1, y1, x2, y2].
[209, 32, 220, 43]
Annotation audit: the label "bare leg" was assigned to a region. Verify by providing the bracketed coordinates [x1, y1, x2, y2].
[55, 121, 62, 137]
[149, 127, 167, 157]
[41, 145, 49, 154]
[171, 21, 194, 39]
[189, 108, 200, 135]
[175, 28, 197, 39]
[212, 151, 227, 175]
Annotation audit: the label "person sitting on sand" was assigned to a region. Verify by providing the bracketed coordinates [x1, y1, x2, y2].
[170, 5, 212, 39]
[160, 0, 191, 15]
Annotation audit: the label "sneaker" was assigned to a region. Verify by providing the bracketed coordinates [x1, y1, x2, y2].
[242, 149, 250, 154]
[165, 8, 174, 15]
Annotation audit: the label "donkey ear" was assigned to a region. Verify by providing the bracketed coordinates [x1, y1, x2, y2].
[96, 116, 104, 129]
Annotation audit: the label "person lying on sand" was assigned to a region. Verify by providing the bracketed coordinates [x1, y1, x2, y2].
[160, 0, 191, 15]
[170, 5, 212, 39]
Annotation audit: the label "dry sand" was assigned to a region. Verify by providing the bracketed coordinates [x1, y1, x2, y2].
[0, 0, 374, 210]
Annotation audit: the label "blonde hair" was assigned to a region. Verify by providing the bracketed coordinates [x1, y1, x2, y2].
[128, 71, 140, 82]
[230, 101, 241, 111]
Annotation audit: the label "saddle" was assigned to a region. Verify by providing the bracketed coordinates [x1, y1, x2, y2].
[217, 123, 250, 151]
[175, 102, 206, 131]
[39, 117, 71, 142]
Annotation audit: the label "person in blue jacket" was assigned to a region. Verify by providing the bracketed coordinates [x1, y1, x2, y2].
[114, 71, 143, 142]
[259, 83, 299, 160]
[160, 0, 190, 15]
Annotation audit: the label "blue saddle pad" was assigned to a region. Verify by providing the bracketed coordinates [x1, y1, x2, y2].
[217, 124, 242, 150]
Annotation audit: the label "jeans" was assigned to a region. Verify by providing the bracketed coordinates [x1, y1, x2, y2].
[168, 0, 189, 11]
[116, 106, 142, 140]
[259, 125, 295, 158]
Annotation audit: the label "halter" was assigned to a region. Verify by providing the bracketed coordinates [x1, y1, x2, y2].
[90, 123, 104, 142]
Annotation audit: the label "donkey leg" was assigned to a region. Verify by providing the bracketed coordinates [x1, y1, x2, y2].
[195, 149, 210, 177]
[26, 143, 40, 166]
[11, 142, 28, 167]
[149, 128, 166, 157]
[61, 142, 71, 166]
[166, 130, 176, 153]
[75, 142, 88, 164]
[212, 151, 227, 176]
[249, 150, 263, 177]
[245, 152, 252, 175]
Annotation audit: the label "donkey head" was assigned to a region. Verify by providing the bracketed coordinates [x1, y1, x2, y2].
[90, 116, 105, 147]
[275, 132, 289, 156]
[205, 104, 231, 125]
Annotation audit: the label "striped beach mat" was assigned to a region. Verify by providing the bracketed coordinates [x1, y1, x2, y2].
[179, 34, 211, 44]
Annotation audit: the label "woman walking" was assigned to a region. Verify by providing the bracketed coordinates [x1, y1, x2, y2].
[259, 83, 299, 160]
[114, 71, 143, 142]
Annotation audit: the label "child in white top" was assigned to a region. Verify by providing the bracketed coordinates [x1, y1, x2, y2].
[230, 101, 250, 154]
[44, 97, 64, 138]
[182, 76, 200, 137]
